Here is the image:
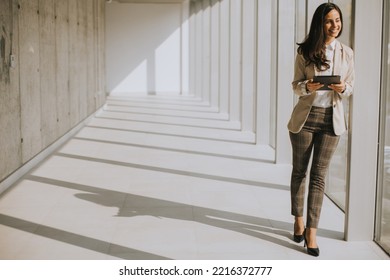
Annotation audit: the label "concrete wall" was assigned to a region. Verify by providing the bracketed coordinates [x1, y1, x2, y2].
[0, 0, 106, 184]
[106, 1, 189, 95]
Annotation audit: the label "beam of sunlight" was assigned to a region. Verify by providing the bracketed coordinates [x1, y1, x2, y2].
[155, 28, 181, 94]
[111, 60, 147, 95]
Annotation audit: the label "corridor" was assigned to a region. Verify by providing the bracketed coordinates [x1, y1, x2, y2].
[0, 94, 388, 260]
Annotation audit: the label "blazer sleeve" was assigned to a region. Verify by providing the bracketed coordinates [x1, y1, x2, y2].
[292, 53, 312, 96]
[338, 47, 355, 98]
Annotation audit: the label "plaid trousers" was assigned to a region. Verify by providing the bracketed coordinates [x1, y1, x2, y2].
[289, 106, 340, 228]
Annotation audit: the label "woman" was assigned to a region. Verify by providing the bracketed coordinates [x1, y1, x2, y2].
[287, 3, 354, 257]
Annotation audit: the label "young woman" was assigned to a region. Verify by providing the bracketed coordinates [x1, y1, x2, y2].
[287, 3, 355, 257]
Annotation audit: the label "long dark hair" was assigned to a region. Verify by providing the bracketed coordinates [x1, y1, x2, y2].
[297, 3, 343, 71]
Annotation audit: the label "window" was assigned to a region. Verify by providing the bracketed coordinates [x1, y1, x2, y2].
[376, 0, 390, 255]
[326, 0, 353, 211]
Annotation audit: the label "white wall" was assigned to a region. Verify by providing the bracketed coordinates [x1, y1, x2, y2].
[105, 2, 189, 95]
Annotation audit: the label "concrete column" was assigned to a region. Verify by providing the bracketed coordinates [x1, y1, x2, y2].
[219, 0, 230, 114]
[194, 0, 203, 99]
[307, 0, 325, 28]
[241, 0, 256, 132]
[275, 0, 295, 164]
[345, 0, 383, 241]
[201, 0, 211, 103]
[188, 1, 197, 97]
[210, 0, 220, 108]
[229, 0, 241, 122]
[256, 0, 272, 145]
[181, 0, 190, 95]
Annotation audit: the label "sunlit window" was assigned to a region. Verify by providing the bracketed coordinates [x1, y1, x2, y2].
[377, 0, 390, 255]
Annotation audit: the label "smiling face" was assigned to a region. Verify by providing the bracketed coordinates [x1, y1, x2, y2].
[323, 9, 342, 44]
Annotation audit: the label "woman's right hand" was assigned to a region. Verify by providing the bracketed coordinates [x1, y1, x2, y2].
[306, 79, 324, 92]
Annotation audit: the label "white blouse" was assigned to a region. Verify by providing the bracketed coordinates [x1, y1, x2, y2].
[312, 40, 336, 108]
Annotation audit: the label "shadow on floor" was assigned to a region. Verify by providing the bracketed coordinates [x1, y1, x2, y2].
[0, 213, 171, 260]
[1, 174, 340, 259]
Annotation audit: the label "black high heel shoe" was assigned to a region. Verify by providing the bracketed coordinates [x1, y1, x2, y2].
[293, 222, 304, 243]
[293, 233, 304, 243]
[303, 229, 320, 257]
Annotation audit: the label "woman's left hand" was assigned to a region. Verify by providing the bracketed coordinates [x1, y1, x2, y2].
[328, 81, 346, 94]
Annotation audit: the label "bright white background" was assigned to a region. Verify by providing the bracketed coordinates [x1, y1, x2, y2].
[105, 2, 188, 95]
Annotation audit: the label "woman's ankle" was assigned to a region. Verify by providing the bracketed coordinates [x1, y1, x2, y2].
[294, 217, 305, 233]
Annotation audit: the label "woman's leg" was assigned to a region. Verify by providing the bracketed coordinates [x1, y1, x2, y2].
[305, 131, 339, 247]
[289, 130, 314, 221]
[306, 131, 340, 228]
[294, 216, 305, 237]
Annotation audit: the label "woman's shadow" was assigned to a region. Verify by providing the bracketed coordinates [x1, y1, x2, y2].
[70, 181, 304, 254]
[27, 175, 309, 256]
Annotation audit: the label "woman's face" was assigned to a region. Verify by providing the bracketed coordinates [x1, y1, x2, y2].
[323, 9, 342, 43]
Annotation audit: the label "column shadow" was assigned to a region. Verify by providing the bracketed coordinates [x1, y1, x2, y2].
[25, 175, 313, 259]
[0, 213, 171, 260]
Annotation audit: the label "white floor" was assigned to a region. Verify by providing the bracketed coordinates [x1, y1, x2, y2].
[0, 94, 388, 260]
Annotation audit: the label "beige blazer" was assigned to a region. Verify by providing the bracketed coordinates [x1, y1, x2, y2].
[287, 40, 354, 135]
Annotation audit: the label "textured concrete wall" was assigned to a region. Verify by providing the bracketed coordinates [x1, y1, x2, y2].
[0, 0, 106, 183]
[0, 0, 22, 182]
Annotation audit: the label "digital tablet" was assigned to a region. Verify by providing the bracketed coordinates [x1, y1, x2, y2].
[313, 75, 341, 90]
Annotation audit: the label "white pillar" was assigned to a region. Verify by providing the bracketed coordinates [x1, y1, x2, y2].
[345, 0, 383, 241]
[181, 0, 190, 95]
[256, 0, 272, 145]
[194, 0, 203, 99]
[201, 0, 211, 103]
[275, 0, 295, 164]
[229, 0, 242, 122]
[241, 0, 257, 132]
[188, 1, 196, 96]
[306, 0, 326, 28]
[210, 0, 220, 108]
[219, 0, 230, 114]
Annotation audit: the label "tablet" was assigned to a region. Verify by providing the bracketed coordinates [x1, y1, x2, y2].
[313, 75, 341, 90]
